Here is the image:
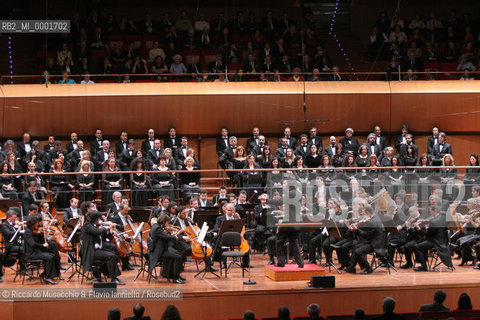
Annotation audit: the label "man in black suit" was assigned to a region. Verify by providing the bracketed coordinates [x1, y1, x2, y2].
[115, 131, 129, 159]
[43, 135, 56, 153]
[363, 133, 382, 158]
[21, 181, 44, 218]
[276, 137, 290, 162]
[2, 210, 23, 256]
[307, 303, 324, 320]
[198, 189, 213, 207]
[246, 127, 268, 155]
[216, 127, 230, 158]
[419, 290, 449, 312]
[398, 133, 419, 161]
[63, 198, 81, 226]
[123, 303, 151, 320]
[219, 136, 238, 172]
[295, 134, 310, 159]
[433, 132, 453, 161]
[148, 212, 186, 284]
[141, 129, 156, 156]
[68, 140, 86, 170]
[413, 206, 453, 272]
[108, 203, 134, 270]
[48, 141, 68, 169]
[251, 135, 267, 160]
[119, 139, 137, 171]
[94, 140, 111, 171]
[174, 137, 189, 169]
[164, 126, 181, 152]
[208, 54, 225, 74]
[374, 125, 388, 152]
[277, 127, 297, 149]
[427, 127, 440, 156]
[107, 192, 123, 217]
[65, 132, 79, 154]
[90, 128, 104, 155]
[394, 124, 414, 152]
[324, 136, 337, 158]
[17, 132, 32, 159]
[307, 127, 323, 155]
[212, 186, 228, 205]
[345, 205, 386, 274]
[372, 297, 404, 320]
[147, 139, 164, 166]
[339, 128, 360, 156]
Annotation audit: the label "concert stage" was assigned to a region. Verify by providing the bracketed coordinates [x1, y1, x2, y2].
[1, 253, 480, 320]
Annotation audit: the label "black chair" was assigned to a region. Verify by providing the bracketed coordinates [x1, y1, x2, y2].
[81, 259, 108, 284]
[220, 231, 247, 278]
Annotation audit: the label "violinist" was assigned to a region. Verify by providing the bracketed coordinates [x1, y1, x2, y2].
[413, 206, 454, 271]
[454, 198, 480, 266]
[63, 198, 81, 225]
[81, 210, 124, 285]
[345, 204, 386, 274]
[148, 212, 187, 284]
[24, 214, 62, 284]
[108, 203, 134, 271]
[2, 210, 23, 256]
[393, 206, 423, 269]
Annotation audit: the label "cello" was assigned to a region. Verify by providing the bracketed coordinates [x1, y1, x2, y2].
[124, 216, 149, 257]
[185, 220, 212, 260]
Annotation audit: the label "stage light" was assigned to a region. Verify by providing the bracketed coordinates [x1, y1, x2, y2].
[7, 36, 14, 83]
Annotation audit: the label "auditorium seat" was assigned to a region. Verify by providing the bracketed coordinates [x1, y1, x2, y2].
[402, 312, 420, 320]
[327, 315, 353, 320]
[419, 311, 451, 320]
[451, 311, 480, 319]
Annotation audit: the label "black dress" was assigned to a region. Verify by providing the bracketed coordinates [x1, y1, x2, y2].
[0, 175, 18, 199]
[50, 172, 72, 209]
[151, 168, 175, 199]
[233, 158, 246, 188]
[179, 167, 200, 201]
[102, 170, 123, 205]
[305, 154, 322, 168]
[77, 173, 95, 202]
[131, 172, 149, 207]
[24, 228, 61, 279]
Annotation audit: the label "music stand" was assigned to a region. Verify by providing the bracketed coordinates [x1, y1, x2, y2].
[0, 199, 20, 213]
[323, 219, 342, 274]
[194, 222, 220, 280]
[64, 218, 83, 280]
[129, 209, 151, 281]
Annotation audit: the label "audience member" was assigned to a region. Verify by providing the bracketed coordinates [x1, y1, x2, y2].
[419, 290, 449, 312]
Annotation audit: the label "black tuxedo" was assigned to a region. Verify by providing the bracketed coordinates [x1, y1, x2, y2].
[363, 142, 382, 158]
[198, 199, 213, 207]
[419, 302, 449, 312]
[119, 148, 137, 170]
[212, 194, 228, 205]
[246, 136, 268, 155]
[275, 147, 289, 162]
[164, 136, 181, 151]
[277, 136, 297, 149]
[43, 143, 56, 153]
[216, 136, 230, 157]
[90, 139, 103, 155]
[339, 137, 360, 155]
[148, 223, 181, 276]
[175, 146, 189, 164]
[307, 136, 323, 154]
[394, 135, 415, 151]
[115, 140, 128, 159]
[2, 220, 22, 251]
[21, 189, 44, 217]
[252, 145, 267, 157]
[63, 207, 81, 225]
[17, 141, 32, 159]
[324, 145, 337, 158]
[375, 135, 388, 152]
[66, 141, 78, 154]
[94, 149, 110, 171]
[147, 148, 164, 165]
[107, 202, 121, 217]
[69, 148, 86, 169]
[433, 143, 452, 160]
[141, 139, 155, 156]
[295, 145, 310, 159]
[108, 213, 127, 232]
[427, 135, 440, 155]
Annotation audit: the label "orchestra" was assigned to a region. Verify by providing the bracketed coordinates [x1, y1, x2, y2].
[1, 126, 480, 288]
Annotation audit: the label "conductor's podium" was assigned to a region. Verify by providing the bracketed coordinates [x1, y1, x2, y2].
[265, 263, 325, 281]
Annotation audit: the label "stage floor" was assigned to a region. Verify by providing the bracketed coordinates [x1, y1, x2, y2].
[0, 252, 477, 292]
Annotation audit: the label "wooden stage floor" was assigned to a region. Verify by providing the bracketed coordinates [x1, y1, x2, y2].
[1, 253, 480, 320]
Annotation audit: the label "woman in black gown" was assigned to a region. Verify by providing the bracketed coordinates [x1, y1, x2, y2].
[151, 155, 175, 200]
[0, 162, 18, 199]
[50, 159, 74, 209]
[102, 158, 123, 205]
[130, 157, 149, 207]
[77, 160, 95, 202]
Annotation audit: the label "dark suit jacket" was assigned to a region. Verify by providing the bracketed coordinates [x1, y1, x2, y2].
[115, 140, 128, 158]
[108, 213, 126, 232]
[212, 194, 228, 205]
[63, 207, 81, 225]
[141, 139, 155, 156]
[66, 141, 78, 154]
[433, 143, 452, 160]
[119, 148, 138, 169]
[216, 136, 230, 156]
[17, 141, 32, 159]
[363, 142, 382, 158]
[213, 214, 228, 233]
[2, 221, 21, 250]
[81, 221, 108, 273]
[21, 190, 44, 217]
[148, 223, 177, 273]
[371, 312, 405, 320]
[394, 135, 415, 151]
[339, 137, 360, 155]
[175, 147, 189, 164]
[94, 149, 110, 171]
[375, 135, 388, 152]
[277, 136, 297, 149]
[147, 148, 164, 165]
[356, 214, 385, 255]
[163, 136, 180, 151]
[43, 143, 56, 153]
[275, 147, 289, 162]
[419, 302, 450, 312]
[90, 139, 103, 155]
[427, 136, 439, 155]
[295, 145, 310, 159]
[107, 202, 121, 217]
[24, 228, 45, 259]
[198, 200, 213, 207]
[324, 145, 337, 158]
[308, 136, 323, 154]
[246, 137, 268, 155]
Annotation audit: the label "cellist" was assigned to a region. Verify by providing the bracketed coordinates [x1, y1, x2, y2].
[108, 202, 134, 271]
[171, 206, 217, 272]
